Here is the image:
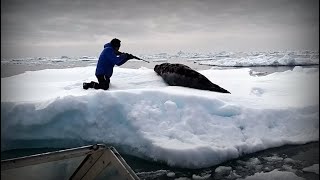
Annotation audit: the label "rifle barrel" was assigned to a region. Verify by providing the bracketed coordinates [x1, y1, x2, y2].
[133, 56, 150, 63]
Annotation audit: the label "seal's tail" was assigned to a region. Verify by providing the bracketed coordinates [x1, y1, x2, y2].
[209, 85, 231, 94]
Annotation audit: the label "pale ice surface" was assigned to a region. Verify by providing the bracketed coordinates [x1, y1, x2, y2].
[302, 164, 319, 174]
[1, 65, 319, 168]
[238, 169, 305, 180]
[199, 54, 319, 67]
[192, 173, 211, 180]
[215, 166, 232, 174]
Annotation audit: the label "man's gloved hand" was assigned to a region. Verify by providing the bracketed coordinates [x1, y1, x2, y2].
[126, 53, 134, 60]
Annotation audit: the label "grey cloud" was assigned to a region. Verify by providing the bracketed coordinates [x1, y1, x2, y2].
[1, 0, 319, 58]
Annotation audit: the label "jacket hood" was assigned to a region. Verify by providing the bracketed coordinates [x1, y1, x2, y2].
[104, 43, 113, 49]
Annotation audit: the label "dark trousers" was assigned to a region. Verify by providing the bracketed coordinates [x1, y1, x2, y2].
[92, 75, 110, 90]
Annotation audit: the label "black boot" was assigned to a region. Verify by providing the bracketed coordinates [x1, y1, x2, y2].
[83, 82, 90, 90]
[83, 81, 97, 90]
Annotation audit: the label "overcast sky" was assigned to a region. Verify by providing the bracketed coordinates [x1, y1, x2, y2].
[1, 0, 319, 58]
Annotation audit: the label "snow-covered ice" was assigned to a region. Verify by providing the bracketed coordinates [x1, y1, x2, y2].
[302, 164, 319, 174]
[1, 65, 319, 168]
[238, 169, 305, 180]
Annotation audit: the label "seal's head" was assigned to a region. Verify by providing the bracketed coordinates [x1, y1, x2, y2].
[154, 64, 160, 74]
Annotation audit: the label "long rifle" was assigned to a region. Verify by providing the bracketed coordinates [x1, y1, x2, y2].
[117, 51, 150, 63]
[132, 55, 150, 63]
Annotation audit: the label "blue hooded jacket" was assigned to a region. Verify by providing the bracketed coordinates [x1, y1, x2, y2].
[95, 43, 128, 77]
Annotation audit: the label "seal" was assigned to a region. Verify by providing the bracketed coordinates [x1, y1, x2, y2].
[154, 63, 230, 93]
